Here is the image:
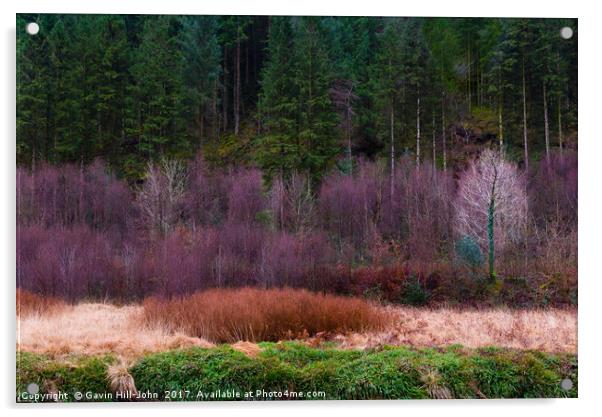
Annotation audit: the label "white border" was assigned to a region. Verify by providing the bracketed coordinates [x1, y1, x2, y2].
[2, 1, 600, 416]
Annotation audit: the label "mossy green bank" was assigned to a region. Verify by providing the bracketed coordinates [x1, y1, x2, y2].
[17, 343, 577, 402]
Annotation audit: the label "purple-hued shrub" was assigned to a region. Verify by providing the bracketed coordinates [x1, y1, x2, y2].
[529, 151, 578, 229]
[15, 153, 578, 306]
[17, 160, 133, 233]
[227, 168, 267, 224]
[319, 160, 381, 253]
[17, 225, 118, 300]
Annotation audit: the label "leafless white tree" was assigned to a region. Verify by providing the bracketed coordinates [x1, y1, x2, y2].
[454, 149, 527, 278]
[138, 157, 187, 236]
[269, 171, 314, 233]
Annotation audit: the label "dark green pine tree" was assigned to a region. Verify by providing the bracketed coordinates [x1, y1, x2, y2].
[325, 17, 380, 171]
[257, 17, 301, 182]
[500, 18, 540, 169]
[178, 15, 222, 145]
[220, 16, 252, 136]
[16, 15, 53, 165]
[370, 18, 407, 195]
[47, 15, 79, 163]
[293, 17, 340, 185]
[60, 15, 104, 164]
[126, 16, 189, 177]
[403, 18, 434, 166]
[94, 15, 130, 165]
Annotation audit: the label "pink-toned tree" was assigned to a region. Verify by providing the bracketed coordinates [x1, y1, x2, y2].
[454, 149, 527, 280]
[137, 158, 187, 236]
[270, 172, 315, 233]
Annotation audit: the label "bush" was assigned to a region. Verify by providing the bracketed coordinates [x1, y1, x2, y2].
[401, 276, 431, 306]
[141, 288, 390, 343]
[456, 235, 484, 269]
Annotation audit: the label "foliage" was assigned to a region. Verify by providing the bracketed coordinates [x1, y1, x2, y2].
[401, 276, 431, 306]
[17, 15, 578, 180]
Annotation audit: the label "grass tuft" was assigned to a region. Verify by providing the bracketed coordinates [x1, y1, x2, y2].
[16, 289, 67, 317]
[141, 288, 391, 343]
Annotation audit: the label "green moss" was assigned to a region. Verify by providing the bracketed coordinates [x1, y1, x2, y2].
[17, 344, 577, 402]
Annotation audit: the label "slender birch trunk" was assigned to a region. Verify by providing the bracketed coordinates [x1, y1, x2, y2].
[542, 80, 550, 163]
[222, 45, 228, 133]
[441, 94, 447, 172]
[432, 111, 436, 171]
[235, 31, 241, 136]
[498, 67, 503, 153]
[558, 95, 563, 159]
[556, 52, 564, 160]
[498, 103, 504, 153]
[390, 105, 395, 198]
[522, 57, 528, 171]
[416, 95, 421, 168]
[467, 45, 471, 113]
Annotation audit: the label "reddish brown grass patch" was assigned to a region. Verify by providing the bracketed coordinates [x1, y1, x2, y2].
[16, 289, 67, 317]
[141, 288, 391, 343]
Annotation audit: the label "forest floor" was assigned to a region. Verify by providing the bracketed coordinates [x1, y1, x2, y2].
[17, 302, 577, 359]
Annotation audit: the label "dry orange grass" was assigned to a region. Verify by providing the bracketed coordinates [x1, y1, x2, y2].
[17, 292, 577, 358]
[141, 288, 391, 343]
[231, 341, 262, 358]
[324, 306, 577, 353]
[17, 302, 213, 359]
[16, 289, 67, 317]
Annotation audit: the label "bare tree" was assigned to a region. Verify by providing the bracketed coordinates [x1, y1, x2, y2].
[454, 149, 527, 280]
[269, 171, 314, 233]
[138, 157, 187, 236]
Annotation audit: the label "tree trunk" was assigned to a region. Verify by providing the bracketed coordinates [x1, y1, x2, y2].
[199, 104, 204, 145]
[222, 45, 228, 133]
[78, 156, 84, 223]
[441, 94, 447, 172]
[213, 78, 219, 140]
[467, 45, 471, 113]
[556, 51, 564, 160]
[498, 98, 503, 153]
[346, 96, 352, 171]
[543, 80, 550, 163]
[416, 95, 421, 168]
[488, 196, 496, 281]
[558, 94, 563, 159]
[235, 32, 241, 136]
[522, 57, 528, 171]
[432, 111, 436, 171]
[390, 105, 395, 198]
[488, 166, 498, 281]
